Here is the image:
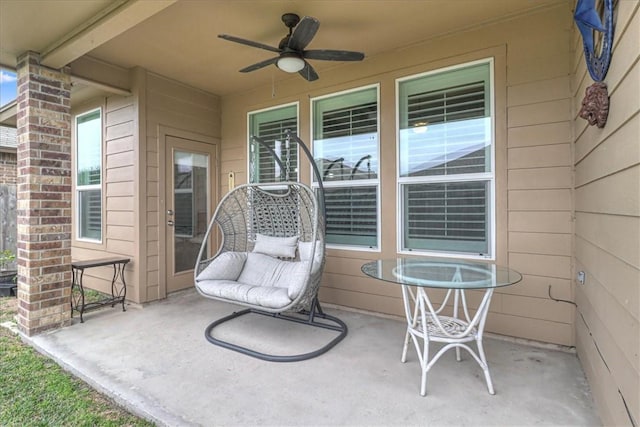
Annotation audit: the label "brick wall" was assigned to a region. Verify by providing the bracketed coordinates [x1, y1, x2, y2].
[0, 152, 17, 256]
[15, 51, 72, 336]
[0, 152, 17, 185]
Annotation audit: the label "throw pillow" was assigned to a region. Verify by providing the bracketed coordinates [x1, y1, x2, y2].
[252, 234, 298, 258]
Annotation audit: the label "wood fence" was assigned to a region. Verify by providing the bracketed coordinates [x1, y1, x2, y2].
[0, 184, 17, 266]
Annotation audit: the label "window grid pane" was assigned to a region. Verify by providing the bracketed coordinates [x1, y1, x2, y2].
[325, 186, 377, 246]
[322, 101, 377, 138]
[78, 189, 101, 241]
[317, 133, 378, 182]
[402, 81, 489, 178]
[407, 82, 485, 125]
[175, 192, 194, 237]
[76, 108, 102, 241]
[313, 88, 379, 248]
[399, 62, 492, 255]
[250, 107, 298, 183]
[403, 181, 489, 254]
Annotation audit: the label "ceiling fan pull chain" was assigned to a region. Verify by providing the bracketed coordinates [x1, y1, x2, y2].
[271, 73, 276, 98]
[285, 133, 291, 180]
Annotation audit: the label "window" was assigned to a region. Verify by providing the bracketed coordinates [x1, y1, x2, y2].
[75, 108, 102, 242]
[248, 104, 298, 183]
[312, 86, 379, 248]
[174, 151, 208, 238]
[397, 60, 494, 257]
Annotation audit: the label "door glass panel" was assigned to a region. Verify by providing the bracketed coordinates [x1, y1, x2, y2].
[173, 151, 208, 274]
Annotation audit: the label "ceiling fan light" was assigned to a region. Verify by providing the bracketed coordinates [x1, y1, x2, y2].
[277, 55, 305, 73]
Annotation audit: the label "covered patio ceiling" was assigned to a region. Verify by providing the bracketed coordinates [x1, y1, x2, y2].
[1, 0, 564, 99]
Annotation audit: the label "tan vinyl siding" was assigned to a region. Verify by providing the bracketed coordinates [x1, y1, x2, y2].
[506, 34, 574, 347]
[71, 94, 138, 299]
[143, 72, 221, 301]
[71, 70, 221, 304]
[572, 2, 640, 426]
[221, 4, 577, 345]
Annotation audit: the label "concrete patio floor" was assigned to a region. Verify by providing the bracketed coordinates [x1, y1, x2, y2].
[25, 289, 600, 426]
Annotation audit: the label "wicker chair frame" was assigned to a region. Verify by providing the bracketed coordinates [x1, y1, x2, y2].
[194, 133, 347, 362]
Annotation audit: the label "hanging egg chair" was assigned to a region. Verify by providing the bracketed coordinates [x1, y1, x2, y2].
[194, 131, 347, 361]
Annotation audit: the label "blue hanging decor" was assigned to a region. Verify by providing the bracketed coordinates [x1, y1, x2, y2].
[574, 0, 615, 128]
[574, 0, 614, 82]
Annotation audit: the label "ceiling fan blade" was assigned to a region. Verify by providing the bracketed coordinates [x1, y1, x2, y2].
[298, 61, 319, 82]
[288, 16, 320, 51]
[239, 57, 279, 73]
[304, 50, 365, 61]
[218, 34, 280, 53]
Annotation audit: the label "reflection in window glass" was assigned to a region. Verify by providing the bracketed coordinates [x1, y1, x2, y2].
[75, 108, 102, 241]
[312, 86, 379, 248]
[398, 61, 493, 256]
[173, 151, 208, 273]
[324, 186, 377, 247]
[402, 181, 489, 254]
[78, 189, 101, 241]
[249, 104, 298, 183]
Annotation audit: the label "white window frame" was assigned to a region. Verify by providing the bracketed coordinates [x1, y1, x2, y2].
[247, 102, 300, 184]
[396, 58, 496, 260]
[75, 107, 103, 243]
[310, 84, 381, 252]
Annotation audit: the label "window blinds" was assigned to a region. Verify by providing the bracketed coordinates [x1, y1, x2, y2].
[76, 108, 102, 241]
[321, 101, 377, 138]
[404, 82, 488, 177]
[324, 186, 377, 246]
[399, 61, 492, 255]
[253, 116, 297, 183]
[317, 95, 378, 247]
[403, 181, 488, 253]
[80, 190, 102, 240]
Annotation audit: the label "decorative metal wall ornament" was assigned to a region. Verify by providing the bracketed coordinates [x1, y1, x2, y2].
[574, 0, 614, 82]
[578, 82, 610, 128]
[574, 0, 615, 128]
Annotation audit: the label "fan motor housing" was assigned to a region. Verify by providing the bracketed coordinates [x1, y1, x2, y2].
[281, 13, 300, 29]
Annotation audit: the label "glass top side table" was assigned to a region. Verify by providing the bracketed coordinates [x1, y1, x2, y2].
[362, 257, 522, 396]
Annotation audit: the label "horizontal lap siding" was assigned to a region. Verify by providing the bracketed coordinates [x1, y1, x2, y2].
[329, 7, 578, 341]
[104, 99, 136, 262]
[572, 2, 640, 425]
[505, 8, 574, 346]
[72, 95, 138, 298]
[145, 73, 220, 301]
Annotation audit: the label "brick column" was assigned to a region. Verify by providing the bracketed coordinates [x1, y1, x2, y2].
[15, 51, 72, 335]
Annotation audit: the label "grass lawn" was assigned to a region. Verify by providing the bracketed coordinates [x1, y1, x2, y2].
[0, 297, 154, 427]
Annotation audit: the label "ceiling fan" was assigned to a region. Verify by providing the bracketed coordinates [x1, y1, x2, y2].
[218, 13, 365, 81]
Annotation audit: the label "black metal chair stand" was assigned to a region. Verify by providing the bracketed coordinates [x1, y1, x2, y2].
[204, 298, 348, 362]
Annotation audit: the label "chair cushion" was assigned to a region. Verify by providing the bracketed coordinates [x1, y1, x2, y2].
[298, 240, 323, 275]
[196, 280, 292, 309]
[237, 253, 310, 299]
[196, 252, 311, 309]
[195, 252, 247, 282]
[252, 234, 298, 258]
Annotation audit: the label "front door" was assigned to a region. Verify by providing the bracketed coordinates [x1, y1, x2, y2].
[165, 135, 217, 293]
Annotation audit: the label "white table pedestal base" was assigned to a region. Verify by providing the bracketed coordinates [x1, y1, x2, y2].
[400, 285, 495, 396]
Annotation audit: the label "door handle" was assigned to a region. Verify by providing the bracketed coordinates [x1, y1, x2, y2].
[167, 220, 174, 227]
[167, 209, 174, 216]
